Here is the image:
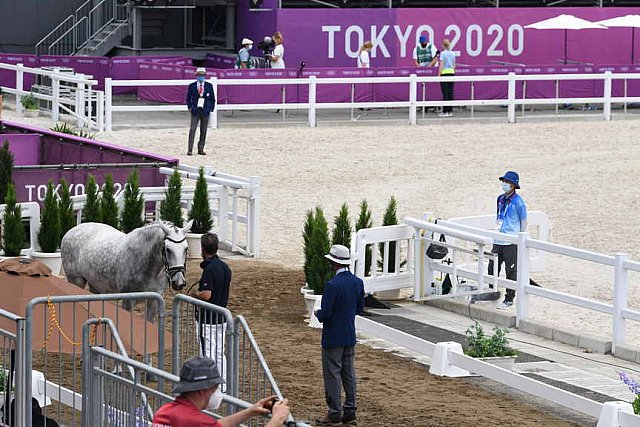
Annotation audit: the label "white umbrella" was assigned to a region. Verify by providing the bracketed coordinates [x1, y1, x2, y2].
[596, 14, 640, 64]
[525, 14, 607, 64]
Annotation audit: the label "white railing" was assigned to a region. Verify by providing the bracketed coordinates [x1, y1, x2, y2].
[352, 216, 640, 354]
[103, 70, 640, 131]
[0, 62, 103, 131]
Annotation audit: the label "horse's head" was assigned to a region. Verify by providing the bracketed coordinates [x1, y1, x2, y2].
[159, 220, 193, 290]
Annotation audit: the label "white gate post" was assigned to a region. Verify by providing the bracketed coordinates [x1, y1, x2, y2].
[218, 185, 229, 244]
[507, 72, 516, 124]
[516, 231, 531, 326]
[612, 253, 629, 353]
[409, 74, 417, 125]
[97, 90, 105, 132]
[308, 75, 317, 128]
[210, 76, 219, 130]
[249, 176, 261, 257]
[603, 71, 612, 121]
[76, 75, 86, 128]
[105, 78, 113, 132]
[51, 76, 60, 122]
[16, 63, 24, 114]
[412, 226, 423, 301]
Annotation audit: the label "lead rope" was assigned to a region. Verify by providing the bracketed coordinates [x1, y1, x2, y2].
[42, 296, 100, 349]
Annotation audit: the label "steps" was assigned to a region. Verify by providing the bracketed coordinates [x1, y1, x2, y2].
[77, 21, 131, 56]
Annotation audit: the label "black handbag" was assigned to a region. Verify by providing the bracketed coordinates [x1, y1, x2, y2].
[426, 233, 448, 260]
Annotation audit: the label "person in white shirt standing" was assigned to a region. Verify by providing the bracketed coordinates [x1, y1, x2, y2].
[357, 41, 373, 68]
[270, 31, 285, 69]
[413, 35, 438, 68]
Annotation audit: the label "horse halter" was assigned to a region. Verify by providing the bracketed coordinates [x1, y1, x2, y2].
[162, 235, 187, 282]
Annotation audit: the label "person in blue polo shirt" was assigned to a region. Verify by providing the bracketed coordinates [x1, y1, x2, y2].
[491, 171, 527, 310]
[314, 245, 365, 426]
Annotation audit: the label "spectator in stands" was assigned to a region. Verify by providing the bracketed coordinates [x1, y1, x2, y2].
[186, 67, 215, 156]
[314, 245, 365, 426]
[490, 171, 528, 310]
[236, 38, 254, 69]
[270, 32, 285, 69]
[438, 39, 455, 117]
[357, 41, 373, 69]
[413, 35, 437, 68]
[152, 356, 290, 427]
[191, 233, 231, 391]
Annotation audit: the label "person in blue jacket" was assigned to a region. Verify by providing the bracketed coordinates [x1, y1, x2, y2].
[186, 67, 216, 156]
[314, 245, 365, 426]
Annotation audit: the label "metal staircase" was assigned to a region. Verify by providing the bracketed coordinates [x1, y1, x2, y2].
[35, 0, 130, 57]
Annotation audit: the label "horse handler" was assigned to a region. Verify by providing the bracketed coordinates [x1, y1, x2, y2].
[314, 245, 365, 426]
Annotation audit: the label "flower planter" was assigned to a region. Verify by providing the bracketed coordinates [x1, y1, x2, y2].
[300, 284, 313, 296]
[186, 232, 203, 259]
[300, 284, 314, 318]
[477, 355, 517, 371]
[31, 251, 62, 275]
[23, 109, 39, 118]
[304, 293, 323, 328]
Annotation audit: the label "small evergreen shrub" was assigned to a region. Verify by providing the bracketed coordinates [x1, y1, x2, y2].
[0, 140, 14, 204]
[2, 184, 26, 256]
[355, 200, 373, 276]
[120, 169, 145, 233]
[160, 168, 184, 227]
[188, 167, 213, 234]
[464, 322, 517, 358]
[20, 93, 39, 110]
[302, 209, 315, 286]
[58, 179, 75, 240]
[307, 206, 333, 295]
[82, 174, 102, 223]
[100, 174, 119, 229]
[380, 196, 400, 273]
[331, 203, 352, 249]
[37, 180, 61, 253]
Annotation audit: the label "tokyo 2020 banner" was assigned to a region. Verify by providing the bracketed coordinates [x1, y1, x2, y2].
[243, 8, 640, 68]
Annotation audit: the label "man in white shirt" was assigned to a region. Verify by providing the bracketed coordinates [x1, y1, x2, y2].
[412, 35, 438, 67]
[270, 32, 285, 69]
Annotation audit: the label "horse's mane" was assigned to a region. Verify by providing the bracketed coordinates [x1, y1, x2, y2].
[123, 223, 166, 262]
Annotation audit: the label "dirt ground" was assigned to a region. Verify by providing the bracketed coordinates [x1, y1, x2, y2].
[214, 258, 579, 427]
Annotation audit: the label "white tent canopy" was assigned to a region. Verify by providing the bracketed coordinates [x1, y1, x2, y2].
[596, 14, 640, 64]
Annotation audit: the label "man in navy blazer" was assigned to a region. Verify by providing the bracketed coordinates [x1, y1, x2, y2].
[186, 67, 216, 156]
[314, 245, 365, 426]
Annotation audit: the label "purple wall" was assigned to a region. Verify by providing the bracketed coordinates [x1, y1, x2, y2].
[236, 7, 640, 68]
[0, 134, 41, 165]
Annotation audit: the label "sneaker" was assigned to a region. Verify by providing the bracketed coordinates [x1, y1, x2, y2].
[315, 416, 342, 426]
[343, 413, 358, 425]
[496, 300, 514, 310]
[438, 112, 447, 117]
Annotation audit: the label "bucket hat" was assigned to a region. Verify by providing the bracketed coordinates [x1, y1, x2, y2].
[324, 245, 351, 266]
[172, 356, 224, 395]
[242, 38, 253, 46]
[195, 67, 206, 75]
[499, 171, 520, 189]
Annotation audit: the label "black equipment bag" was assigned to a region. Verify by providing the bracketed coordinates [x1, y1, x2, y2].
[426, 233, 448, 260]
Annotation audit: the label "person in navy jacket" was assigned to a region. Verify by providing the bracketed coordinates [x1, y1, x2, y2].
[186, 67, 216, 156]
[314, 245, 365, 426]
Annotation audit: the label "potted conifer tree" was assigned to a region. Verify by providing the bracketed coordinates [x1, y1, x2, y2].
[58, 179, 76, 240]
[31, 180, 62, 274]
[82, 174, 102, 223]
[355, 200, 373, 276]
[301, 209, 315, 298]
[1, 184, 26, 260]
[186, 167, 213, 258]
[332, 203, 352, 248]
[160, 168, 184, 227]
[0, 141, 13, 205]
[120, 169, 145, 233]
[377, 196, 406, 300]
[100, 174, 119, 229]
[304, 206, 333, 323]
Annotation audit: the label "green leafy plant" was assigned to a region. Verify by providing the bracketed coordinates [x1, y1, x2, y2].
[82, 174, 102, 223]
[58, 179, 75, 241]
[302, 209, 316, 287]
[2, 184, 26, 256]
[50, 123, 95, 139]
[331, 203, 352, 248]
[379, 196, 405, 273]
[100, 174, 119, 229]
[37, 180, 61, 253]
[464, 322, 517, 358]
[0, 140, 14, 204]
[306, 206, 333, 295]
[355, 200, 373, 276]
[188, 167, 213, 234]
[160, 168, 184, 227]
[20, 93, 39, 110]
[120, 169, 145, 233]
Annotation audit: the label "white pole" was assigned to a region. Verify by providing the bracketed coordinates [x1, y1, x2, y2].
[612, 253, 629, 353]
[308, 75, 317, 128]
[231, 189, 239, 252]
[218, 185, 228, 243]
[507, 72, 516, 124]
[52, 76, 60, 122]
[97, 90, 104, 132]
[16, 63, 24, 114]
[249, 176, 260, 257]
[210, 76, 218, 130]
[105, 77, 112, 132]
[516, 231, 531, 326]
[603, 70, 612, 121]
[76, 74, 86, 128]
[409, 73, 417, 125]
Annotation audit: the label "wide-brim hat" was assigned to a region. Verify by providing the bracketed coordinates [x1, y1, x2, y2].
[242, 38, 253, 45]
[172, 356, 224, 395]
[195, 67, 207, 75]
[499, 171, 521, 189]
[325, 244, 351, 265]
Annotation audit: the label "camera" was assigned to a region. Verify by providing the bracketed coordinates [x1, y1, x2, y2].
[257, 36, 275, 57]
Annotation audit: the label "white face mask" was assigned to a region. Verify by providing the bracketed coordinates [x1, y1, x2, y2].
[501, 182, 513, 193]
[206, 387, 223, 411]
[247, 44, 253, 50]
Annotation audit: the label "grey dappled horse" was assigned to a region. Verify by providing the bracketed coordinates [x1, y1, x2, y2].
[61, 220, 193, 320]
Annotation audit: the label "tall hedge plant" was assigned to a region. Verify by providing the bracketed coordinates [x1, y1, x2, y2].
[380, 196, 400, 273]
[100, 174, 119, 229]
[0, 140, 14, 204]
[160, 168, 184, 227]
[331, 203, 352, 249]
[82, 174, 102, 223]
[2, 184, 25, 256]
[120, 169, 145, 233]
[306, 206, 333, 295]
[355, 200, 373, 276]
[188, 167, 213, 234]
[37, 180, 61, 253]
[58, 179, 75, 241]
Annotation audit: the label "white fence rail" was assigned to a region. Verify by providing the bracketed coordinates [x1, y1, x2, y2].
[102, 70, 640, 131]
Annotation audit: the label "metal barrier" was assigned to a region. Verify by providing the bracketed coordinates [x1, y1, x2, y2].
[0, 308, 27, 427]
[24, 292, 166, 427]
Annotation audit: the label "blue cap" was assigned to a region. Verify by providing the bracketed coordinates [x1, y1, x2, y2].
[499, 171, 520, 189]
[419, 35, 427, 43]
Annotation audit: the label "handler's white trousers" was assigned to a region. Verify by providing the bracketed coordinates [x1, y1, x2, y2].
[199, 322, 227, 391]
